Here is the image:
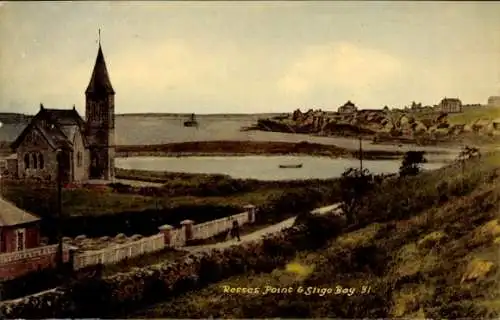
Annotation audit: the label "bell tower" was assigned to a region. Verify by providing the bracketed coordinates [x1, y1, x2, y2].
[85, 30, 115, 180]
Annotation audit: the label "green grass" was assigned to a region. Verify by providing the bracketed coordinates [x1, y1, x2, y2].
[2, 172, 335, 217]
[131, 152, 500, 319]
[447, 106, 500, 124]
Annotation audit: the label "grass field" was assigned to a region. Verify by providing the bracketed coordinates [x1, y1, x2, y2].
[131, 151, 500, 319]
[448, 106, 500, 124]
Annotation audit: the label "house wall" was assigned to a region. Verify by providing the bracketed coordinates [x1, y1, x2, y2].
[72, 129, 88, 182]
[338, 106, 357, 113]
[6, 158, 18, 178]
[0, 245, 71, 280]
[440, 100, 463, 113]
[0, 223, 40, 253]
[16, 128, 58, 181]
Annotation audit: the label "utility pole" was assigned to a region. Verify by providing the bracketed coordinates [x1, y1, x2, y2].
[56, 150, 64, 271]
[358, 125, 363, 172]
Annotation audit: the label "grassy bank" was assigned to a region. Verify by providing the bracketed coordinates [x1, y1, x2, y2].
[131, 152, 500, 318]
[3, 153, 498, 318]
[1, 170, 340, 240]
[115, 140, 404, 159]
[0, 171, 340, 301]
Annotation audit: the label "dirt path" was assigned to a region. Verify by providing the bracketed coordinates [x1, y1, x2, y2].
[185, 216, 297, 253]
[185, 203, 341, 253]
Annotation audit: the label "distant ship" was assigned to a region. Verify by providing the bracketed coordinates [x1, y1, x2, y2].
[184, 113, 198, 127]
[279, 164, 303, 169]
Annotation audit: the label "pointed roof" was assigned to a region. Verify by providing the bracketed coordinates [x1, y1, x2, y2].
[85, 45, 115, 95]
[11, 107, 88, 150]
[0, 197, 40, 227]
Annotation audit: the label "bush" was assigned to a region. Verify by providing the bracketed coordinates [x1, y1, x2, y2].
[0, 263, 73, 301]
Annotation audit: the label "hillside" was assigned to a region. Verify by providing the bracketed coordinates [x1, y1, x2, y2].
[254, 106, 500, 146]
[132, 152, 500, 318]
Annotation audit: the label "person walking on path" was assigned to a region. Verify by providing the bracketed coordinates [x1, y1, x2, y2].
[230, 220, 241, 241]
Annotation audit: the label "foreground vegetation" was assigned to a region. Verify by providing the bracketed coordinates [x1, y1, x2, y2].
[1, 171, 340, 239]
[1, 152, 498, 318]
[131, 152, 500, 318]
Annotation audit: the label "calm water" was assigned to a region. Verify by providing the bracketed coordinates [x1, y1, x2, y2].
[0, 115, 460, 154]
[115, 156, 446, 181]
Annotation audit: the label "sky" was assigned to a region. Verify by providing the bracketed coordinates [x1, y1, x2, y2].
[0, 1, 499, 115]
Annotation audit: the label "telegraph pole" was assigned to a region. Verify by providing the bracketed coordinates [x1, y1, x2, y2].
[56, 150, 64, 271]
[358, 124, 363, 172]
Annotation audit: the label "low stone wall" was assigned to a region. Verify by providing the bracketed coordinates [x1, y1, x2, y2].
[0, 212, 345, 318]
[73, 234, 165, 270]
[158, 205, 256, 246]
[72, 206, 256, 270]
[0, 245, 71, 280]
[0, 221, 332, 319]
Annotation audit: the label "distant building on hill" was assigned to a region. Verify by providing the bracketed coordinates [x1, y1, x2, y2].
[439, 98, 463, 113]
[338, 101, 357, 113]
[487, 96, 500, 107]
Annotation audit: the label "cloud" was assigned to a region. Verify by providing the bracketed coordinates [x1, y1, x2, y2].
[277, 42, 403, 97]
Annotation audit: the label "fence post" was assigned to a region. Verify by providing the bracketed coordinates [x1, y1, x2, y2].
[181, 220, 194, 242]
[244, 204, 257, 223]
[159, 224, 174, 246]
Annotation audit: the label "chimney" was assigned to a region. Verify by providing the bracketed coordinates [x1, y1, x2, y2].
[40, 103, 44, 110]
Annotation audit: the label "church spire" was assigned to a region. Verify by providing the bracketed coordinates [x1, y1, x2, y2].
[85, 30, 114, 96]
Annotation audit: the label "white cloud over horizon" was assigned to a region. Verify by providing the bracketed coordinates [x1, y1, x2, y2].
[0, 1, 499, 115]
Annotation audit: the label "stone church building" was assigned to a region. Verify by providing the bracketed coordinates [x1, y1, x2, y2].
[9, 44, 116, 183]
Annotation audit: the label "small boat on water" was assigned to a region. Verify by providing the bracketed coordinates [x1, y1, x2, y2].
[184, 113, 198, 127]
[279, 164, 303, 169]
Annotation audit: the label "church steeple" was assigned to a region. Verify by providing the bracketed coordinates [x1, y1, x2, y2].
[85, 36, 114, 96]
[85, 30, 116, 181]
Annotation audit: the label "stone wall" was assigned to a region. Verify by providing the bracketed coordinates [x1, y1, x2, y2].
[73, 233, 165, 270]
[159, 205, 256, 245]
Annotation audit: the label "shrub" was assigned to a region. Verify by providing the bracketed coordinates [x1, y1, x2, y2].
[399, 151, 427, 177]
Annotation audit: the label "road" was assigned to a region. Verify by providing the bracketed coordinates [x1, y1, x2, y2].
[185, 216, 298, 253]
[186, 203, 341, 253]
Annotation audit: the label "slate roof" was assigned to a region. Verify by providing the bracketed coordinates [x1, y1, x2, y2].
[0, 123, 28, 143]
[342, 100, 356, 107]
[440, 98, 462, 104]
[0, 197, 40, 227]
[86, 45, 115, 95]
[10, 106, 87, 150]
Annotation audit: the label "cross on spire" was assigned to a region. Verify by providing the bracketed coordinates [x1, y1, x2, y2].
[98, 28, 101, 46]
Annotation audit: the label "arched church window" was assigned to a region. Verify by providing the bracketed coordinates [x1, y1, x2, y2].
[32, 153, 38, 169]
[24, 154, 30, 169]
[39, 153, 44, 169]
